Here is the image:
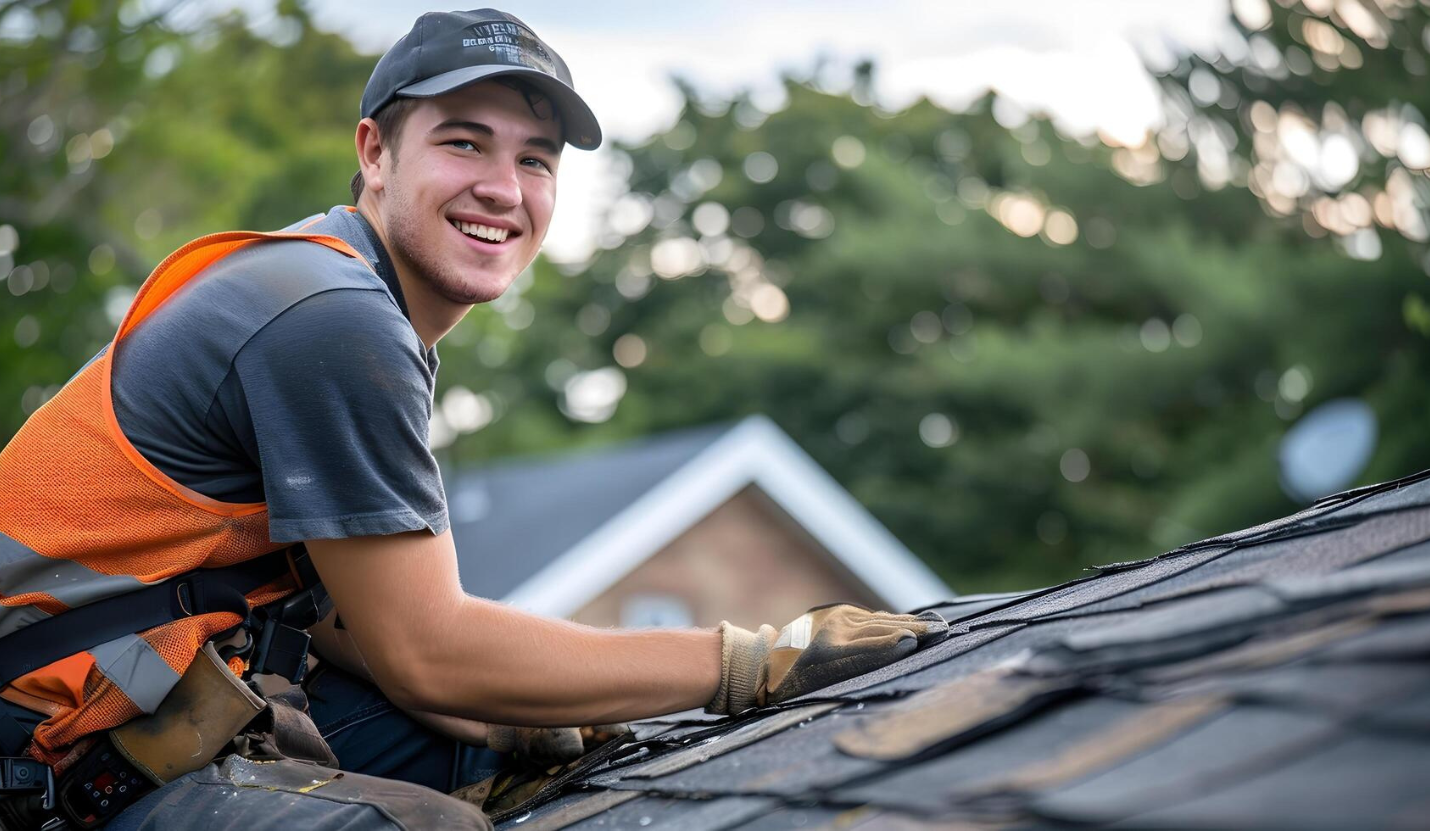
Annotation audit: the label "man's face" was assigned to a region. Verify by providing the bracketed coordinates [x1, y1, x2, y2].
[377, 80, 561, 305]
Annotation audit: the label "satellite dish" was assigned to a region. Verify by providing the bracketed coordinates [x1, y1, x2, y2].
[1278, 398, 1378, 503]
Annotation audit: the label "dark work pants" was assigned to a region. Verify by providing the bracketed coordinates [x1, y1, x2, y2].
[0, 670, 501, 792]
[303, 664, 505, 794]
[3, 669, 502, 828]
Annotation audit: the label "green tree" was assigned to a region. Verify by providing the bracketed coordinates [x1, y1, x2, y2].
[0, 0, 186, 433]
[435, 73, 1430, 590]
[6, 2, 1427, 593]
[1156, 0, 1429, 272]
[0, 1, 364, 437]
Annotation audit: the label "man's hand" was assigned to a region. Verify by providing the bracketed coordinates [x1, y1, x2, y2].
[486, 723, 631, 769]
[707, 604, 948, 715]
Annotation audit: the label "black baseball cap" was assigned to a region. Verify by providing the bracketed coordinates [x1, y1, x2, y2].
[361, 9, 601, 150]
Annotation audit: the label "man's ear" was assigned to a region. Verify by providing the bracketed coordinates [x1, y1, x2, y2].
[355, 117, 387, 194]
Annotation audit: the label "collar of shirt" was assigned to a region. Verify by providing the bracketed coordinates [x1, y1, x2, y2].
[300, 207, 439, 374]
[315, 207, 409, 320]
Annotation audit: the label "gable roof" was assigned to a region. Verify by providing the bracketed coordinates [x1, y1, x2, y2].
[451, 415, 954, 614]
[481, 467, 1430, 829]
[449, 421, 729, 601]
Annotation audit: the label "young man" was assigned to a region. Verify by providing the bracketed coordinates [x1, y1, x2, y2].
[0, 8, 947, 811]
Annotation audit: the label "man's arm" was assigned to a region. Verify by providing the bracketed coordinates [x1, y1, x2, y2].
[306, 529, 723, 727]
[307, 607, 493, 744]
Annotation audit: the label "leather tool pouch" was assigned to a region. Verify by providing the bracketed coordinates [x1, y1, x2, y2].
[230, 687, 339, 768]
[109, 643, 266, 785]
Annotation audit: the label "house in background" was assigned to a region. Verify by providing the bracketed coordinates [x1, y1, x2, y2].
[447, 415, 953, 631]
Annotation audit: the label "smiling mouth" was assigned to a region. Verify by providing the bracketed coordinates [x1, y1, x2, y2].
[450, 219, 515, 244]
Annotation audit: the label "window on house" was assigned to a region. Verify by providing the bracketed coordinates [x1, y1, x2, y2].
[621, 594, 694, 628]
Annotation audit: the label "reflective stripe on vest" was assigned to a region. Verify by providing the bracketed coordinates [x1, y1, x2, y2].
[0, 530, 147, 638]
[89, 635, 181, 714]
[0, 226, 372, 768]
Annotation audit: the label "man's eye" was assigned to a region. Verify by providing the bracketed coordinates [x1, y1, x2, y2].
[522, 157, 552, 172]
[447, 139, 477, 151]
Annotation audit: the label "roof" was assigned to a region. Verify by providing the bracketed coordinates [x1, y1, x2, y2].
[451, 415, 953, 613]
[484, 467, 1430, 830]
[449, 421, 728, 600]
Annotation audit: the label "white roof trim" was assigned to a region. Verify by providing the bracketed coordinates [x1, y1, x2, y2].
[502, 415, 953, 617]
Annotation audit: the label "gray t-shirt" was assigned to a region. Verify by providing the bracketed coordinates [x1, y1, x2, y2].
[110, 207, 448, 543]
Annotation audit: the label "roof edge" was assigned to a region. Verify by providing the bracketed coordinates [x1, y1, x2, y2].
[501, 415, 954, 617]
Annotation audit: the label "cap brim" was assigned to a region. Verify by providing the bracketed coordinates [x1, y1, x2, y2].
[397, 65, 602, 151]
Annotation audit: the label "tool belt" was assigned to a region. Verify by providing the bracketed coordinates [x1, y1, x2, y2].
[0, 549, 335, 829]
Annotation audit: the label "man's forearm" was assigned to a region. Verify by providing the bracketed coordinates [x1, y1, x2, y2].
[308, 609, 494, 743]
[310, 531, 942, 730]
[398, 596, 722, 726]
[308, 531, 722, 727]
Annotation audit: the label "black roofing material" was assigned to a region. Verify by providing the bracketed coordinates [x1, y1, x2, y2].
[959, 544, 1235, 625]
[1138, 507, 1430, 603]
[832, 696, 1147, 815]
[561, 794, 780, 830]
[488, 469, 1430, 829]
[1027, 705, 1342, 822]
[594, 704, 885, 800]
[1108, 732, 1430, 829]
[910, 590, 1037, 622]
[599, 703, 839, 782]
[833, 670, 1081, 761]
[499, 789, 640, 831]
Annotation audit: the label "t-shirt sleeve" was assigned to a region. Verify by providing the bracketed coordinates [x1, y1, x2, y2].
[231, 288, 448, 543]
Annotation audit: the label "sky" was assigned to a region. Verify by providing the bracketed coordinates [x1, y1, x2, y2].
[233, 1, 1237, 261]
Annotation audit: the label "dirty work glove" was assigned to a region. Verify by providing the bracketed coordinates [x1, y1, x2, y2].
[707, 604, 948, 715]
[486, 723, 631, 768]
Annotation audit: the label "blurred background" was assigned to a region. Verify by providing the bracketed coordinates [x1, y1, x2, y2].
[3, 0, 1429, 602]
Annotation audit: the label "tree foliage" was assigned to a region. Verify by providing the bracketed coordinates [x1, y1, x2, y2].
[1156, 0, 1429, 264]
[443, 79, 1428, 590]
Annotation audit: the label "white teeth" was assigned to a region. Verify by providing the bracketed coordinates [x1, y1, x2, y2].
[454, 220, 509, 243]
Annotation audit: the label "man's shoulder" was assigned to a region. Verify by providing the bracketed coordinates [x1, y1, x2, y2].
[250, 283, 426, 365]
[159, 231, 408, 349]
[206, 232, 392, 306]
[121, 228, 413, 382]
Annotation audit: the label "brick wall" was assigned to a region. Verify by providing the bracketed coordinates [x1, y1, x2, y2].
[572, 485, 884, 630]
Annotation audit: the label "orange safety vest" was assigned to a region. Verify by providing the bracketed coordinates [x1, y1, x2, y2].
[0, 229, 372, 770]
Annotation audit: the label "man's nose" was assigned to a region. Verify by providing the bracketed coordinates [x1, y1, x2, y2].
[471, 160, 522, 208]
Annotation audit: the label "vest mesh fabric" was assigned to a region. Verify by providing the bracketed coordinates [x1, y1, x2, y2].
[0, 231, 368, 769]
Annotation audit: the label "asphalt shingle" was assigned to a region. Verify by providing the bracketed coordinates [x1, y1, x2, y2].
[486, 468, 1430, 829]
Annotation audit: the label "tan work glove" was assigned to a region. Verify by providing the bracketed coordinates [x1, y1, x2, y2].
[707, 603, 948, 715]
[485, 723, 631, 768]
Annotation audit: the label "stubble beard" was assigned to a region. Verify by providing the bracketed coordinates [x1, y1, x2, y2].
[382, 180, 509, 306]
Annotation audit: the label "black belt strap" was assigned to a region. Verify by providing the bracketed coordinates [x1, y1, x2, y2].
[0, 552, 294, 688]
